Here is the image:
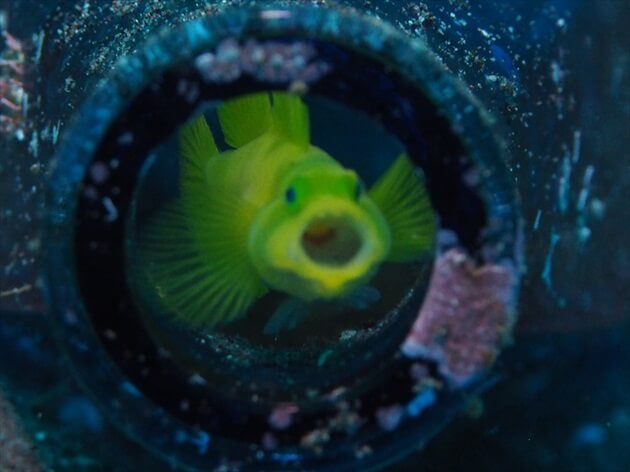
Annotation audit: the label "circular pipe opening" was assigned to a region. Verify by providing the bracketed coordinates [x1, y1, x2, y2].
[45, 5, 522, 470]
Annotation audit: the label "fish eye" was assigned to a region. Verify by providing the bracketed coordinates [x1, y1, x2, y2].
[285, 186, 296, 204]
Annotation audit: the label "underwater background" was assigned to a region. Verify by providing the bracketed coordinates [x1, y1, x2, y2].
[0, 0, 628, 470]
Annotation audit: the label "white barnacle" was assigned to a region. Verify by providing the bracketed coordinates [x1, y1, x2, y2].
[194, 52, 216, 79]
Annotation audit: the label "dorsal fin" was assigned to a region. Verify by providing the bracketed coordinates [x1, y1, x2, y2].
[271, 92, 310, 147]
[217, 92, 310, 149]
[368, 153, 436, 262]
[217, 92, 273, 148]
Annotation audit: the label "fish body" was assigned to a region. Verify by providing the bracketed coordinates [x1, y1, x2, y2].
[141, 92, 435, 328]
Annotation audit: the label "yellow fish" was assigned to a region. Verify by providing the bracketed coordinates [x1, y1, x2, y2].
[140, 92, 435, 330]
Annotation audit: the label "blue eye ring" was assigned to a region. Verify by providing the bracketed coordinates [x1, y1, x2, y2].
[285, 186, 296, 203]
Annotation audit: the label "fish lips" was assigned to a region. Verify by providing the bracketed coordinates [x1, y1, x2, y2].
[249, 196, 390, 300]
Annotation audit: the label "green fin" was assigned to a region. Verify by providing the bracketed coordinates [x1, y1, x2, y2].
[217, 92, 310, 149]
[271, 92, 310, 147]
[141, 189, 268, 328]
[368, 153, 435, 262]
[217, 93, 273, 148]
[179, 114, 219, 184]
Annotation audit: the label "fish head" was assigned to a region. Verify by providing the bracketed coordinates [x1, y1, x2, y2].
[248, 159, 391, 300]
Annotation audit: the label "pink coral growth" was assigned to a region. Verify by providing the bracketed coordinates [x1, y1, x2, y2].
[0, 391, 42, 472]
[268, 403, 299, 430]
[402, 248, 517, 388]
[1, 28, 27, 137]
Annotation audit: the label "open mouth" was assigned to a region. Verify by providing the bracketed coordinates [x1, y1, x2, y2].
[301, 215, 363, 267]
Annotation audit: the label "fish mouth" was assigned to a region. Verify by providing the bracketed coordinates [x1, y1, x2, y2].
[301, 214, 363, 267]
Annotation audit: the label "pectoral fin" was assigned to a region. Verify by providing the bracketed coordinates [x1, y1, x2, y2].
[368, 153, 435, 262]
[141, 188, 268, 328]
